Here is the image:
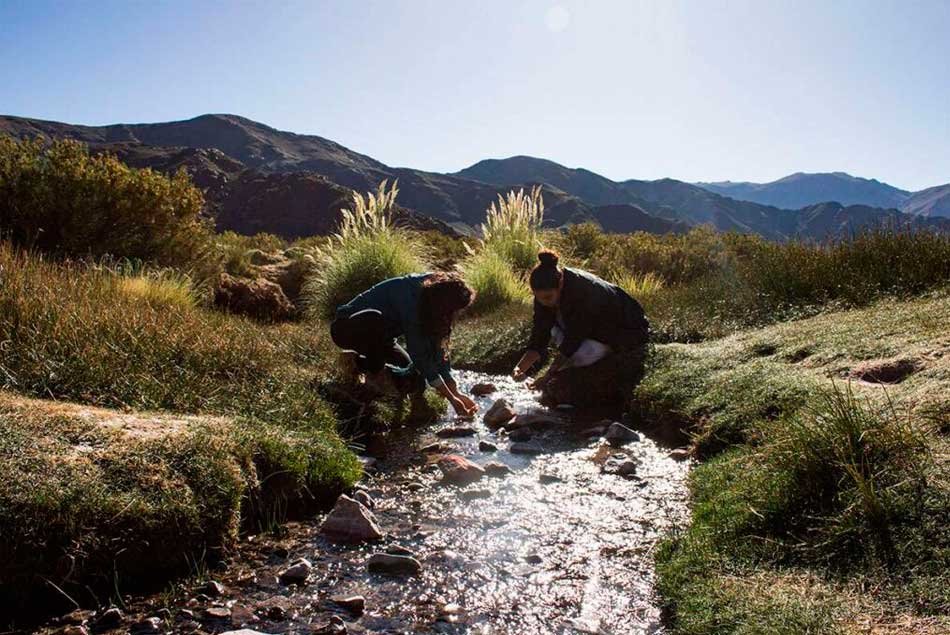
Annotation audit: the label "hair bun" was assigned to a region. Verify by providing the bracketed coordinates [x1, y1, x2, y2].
[537, 249, 560, 268]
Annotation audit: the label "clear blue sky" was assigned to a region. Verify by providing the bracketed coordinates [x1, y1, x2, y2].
[2, 0, 948, 190]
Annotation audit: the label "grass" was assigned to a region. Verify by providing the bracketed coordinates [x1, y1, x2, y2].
[460, 248, 529, 315]
[639, 290, 950, 634]
[304, 180, 429, 318]
[479, 186, 546, 273]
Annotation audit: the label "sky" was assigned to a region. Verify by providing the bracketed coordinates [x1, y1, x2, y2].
[1, 0, 948, 190]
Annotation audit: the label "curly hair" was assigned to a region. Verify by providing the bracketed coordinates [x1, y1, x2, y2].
[418, 272, 475, 339]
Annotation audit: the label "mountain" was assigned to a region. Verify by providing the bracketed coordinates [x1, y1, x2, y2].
[588, 204, 689, 234]
[697, 172, 911, 209]
[901, 184, 950, 218]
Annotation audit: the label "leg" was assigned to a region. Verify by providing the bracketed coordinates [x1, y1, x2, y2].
[331, 309, 392, 374]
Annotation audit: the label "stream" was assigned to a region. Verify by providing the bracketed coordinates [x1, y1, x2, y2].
[45, 372, 690, 635]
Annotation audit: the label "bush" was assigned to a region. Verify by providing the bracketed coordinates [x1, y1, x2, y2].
[0, 137, 213, 267]
[461, 248, 527, 315]
[304, 181, 428, 318]
[480, 186, 546, 273]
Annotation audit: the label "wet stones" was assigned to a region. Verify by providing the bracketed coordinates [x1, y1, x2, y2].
[459, 488, 492, 501]
[278, 558, 313, 585]
[605, 422, 640, 447]
[478, 440, 497, 452]
[510, 441, 543, 455]
[421, 441, 452, 453]
[437, 454, 485, 486]
[483, 399, 516, 428]
[202, 607, 231, 622]
[436, 426, 477, 438]
[514, 412, 563, 430]
[201, 580, 226, 597]
[669, 448, 692, 461]
[320, 495, 383, 543]
[508, 426, 534, 441]
[539, 472, 562, 484]
[331, 595, 366, 616]
[367, 552, 422, 575]
[472, 382, 497, 396]
[603, 454, 638, 477]
[483, 461, 513, 477]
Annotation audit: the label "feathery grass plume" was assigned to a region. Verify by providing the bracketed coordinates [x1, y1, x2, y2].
[304, 180, 428, 318]
[460, 249, 528, 315]
[612, 270, 665, 302]
[480, 185, 545, 272]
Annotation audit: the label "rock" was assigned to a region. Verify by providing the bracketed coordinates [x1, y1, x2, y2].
[459, 489, 492, 501]
[95, 608, 124, 629]
[483, 399, 516, 428]
[229, 605, 257, 627]
[669, 448, 692, 461]
[320, 494, 383, 543]
[483, 462, 513, 477]
[353, 490, 375, 509]
[508, 426, 534, 442]
[221, 630, 272, 635]
[213, 273, 294, 322]
[332, 595, 366, 616]
[386, 544, 416, 556]
[421, 441, 451, 453]
[471, 382, 497, 396]
[605, 422, 640, 447]
[618, 460, 638, 476]
[366, 552, 422, 575]
[581, 426, 606, 438]
[61, 627, 88, 635]
[478, 440, 497, 452]
[62, 610, 94, 625]
[406, 481, 425, 492]
[278, 558, 313, 585]
[358, 456, 378, 473]
[539, 473, 562, 484]
[437, 454, 485, 486]
[313, 616, 346, 635]
[201, 580, 226, 597]
[509, 441, 543, 455]
[514, 412, 563, 430]
[130, 617, 163, 634]
[203, 607, 231, 621]
[176, 610, 195, 621]
[436, 426, 477, 438]
[524, 553, 543, 564]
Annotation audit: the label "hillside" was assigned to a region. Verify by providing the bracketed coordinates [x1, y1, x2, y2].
[902, 184, 950, 218]
[698, 172, 911, 209]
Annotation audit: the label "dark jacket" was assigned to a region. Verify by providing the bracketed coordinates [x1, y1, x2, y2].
[336, 273, 452, 385]
[527, 268, 649, 358]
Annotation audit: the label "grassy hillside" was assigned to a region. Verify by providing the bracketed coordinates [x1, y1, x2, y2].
[639, 291, 950, 634]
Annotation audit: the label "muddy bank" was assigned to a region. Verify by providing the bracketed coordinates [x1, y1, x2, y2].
[32, 372, 689, 635]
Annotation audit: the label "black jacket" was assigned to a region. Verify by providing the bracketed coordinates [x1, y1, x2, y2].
[527, 268, 649, 358]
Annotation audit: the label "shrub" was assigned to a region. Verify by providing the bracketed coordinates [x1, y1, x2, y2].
[115, 270, 200, 310]
[461, 248, 527, 315]
[304, 181, 428, 318]
[480, 186, 545, 272]
[0, 137, 213, 267]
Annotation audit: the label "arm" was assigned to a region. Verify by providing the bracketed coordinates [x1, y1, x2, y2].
[513, 300, 556, 380]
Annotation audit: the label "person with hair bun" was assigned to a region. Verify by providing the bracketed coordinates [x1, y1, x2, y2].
[331, 272, 480, 417]
[512, 249, 650, 409]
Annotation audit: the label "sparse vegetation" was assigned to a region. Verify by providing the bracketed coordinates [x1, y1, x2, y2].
[304, 180, 428, 318]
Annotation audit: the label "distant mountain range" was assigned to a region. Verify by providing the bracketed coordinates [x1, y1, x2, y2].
[2, 113, 948, 240]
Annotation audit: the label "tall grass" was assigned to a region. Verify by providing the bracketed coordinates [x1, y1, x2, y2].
[114, 269, 200, 310]
[461, 249, 527, 315]
[480, 186, 545, 273]
[304, 180, 428, 318]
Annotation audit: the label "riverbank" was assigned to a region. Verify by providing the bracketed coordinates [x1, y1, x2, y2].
[641, 289, 950, 634]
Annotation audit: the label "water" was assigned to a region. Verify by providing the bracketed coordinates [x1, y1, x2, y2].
[69, 372, 690, 635]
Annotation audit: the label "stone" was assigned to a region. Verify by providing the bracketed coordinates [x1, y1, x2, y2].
[358, 456, 378, 473]
[320, 495, 383, 543]
[581, 426, 606, 438]
[483, 462, 513, 477]
[95, 608, 124, 629]
[436, 426, 477, 438]
[539, 473, 562, 484]
[524, 553, 543, 564]
[278, 558, 313, 585]
[313, 617, 346, 635]
[471, 382, 497, 396]
[421, 441, 451, 453]
[61, 627, 88, 635]
[366, 552, 422, 575]
[203, 607, 231, 621]
[459, 489, 492, 501]
[478, 440, 497, 452]
[353, 490, 375, 509]
[437, 454, 485, 486]
[332, 595, 366, 616]
[201, 580, 226, 597]
[386, 544, 416, 556]
[514, 412, 563, 430]
[130, 617, 162, 634]
[221, 630, 272, 635]
[508, 426, 534, 442]
[483, 399, 516, 428]
[605, 422, 640, 447]
[509, 441, 543, 455]
[62, 610, 94, 625]
[229, 605, 257, 627]
[669, 448, 692, 461]
[618, 460, 638, 476]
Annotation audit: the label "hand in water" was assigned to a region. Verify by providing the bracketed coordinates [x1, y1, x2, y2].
[512, 367, 526, 382]
[452, 395, 478, 418]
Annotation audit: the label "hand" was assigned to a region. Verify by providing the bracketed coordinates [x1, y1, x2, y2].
[457, 393, 479, 414]
[512, 366, 527, 381]
[451, 396, 477, 418]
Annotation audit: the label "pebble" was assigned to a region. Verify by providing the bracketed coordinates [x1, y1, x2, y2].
[437, 454, 486, 486]
[483, 399, 516, 427]
[130, 618, 163, 635]
[358, 456, 378, 473]
[203, 607, 231, 621]
[229, 605, 257, 626]
[94, 608, 123, 629]
[366, 552, 422, 575]
[62, 610, 94, 626]
[436, 426, 477, 438]
[605, 422, 640, 447]
[478, 440, 497, 452]
[353, 490, 375, 509]
[459, 489, 492, 501]
[386, 544, 416, 556]
[278, 558, 313, 585]
[61, 627, 88, 635]
[421, 441, 451, 453]
[669, 448, 692, 461]
[332, 595, 366, 616]
[472, 382, 497, 396]
[201, 580, 226, 597]
[320, 495, 383, 543]
[539, 473, 562, 484]
[509, 441, 543, 455]
[618, 460, 638, 476]
[483, 462, 513, 477]
[524, 553, 543, 564]
[508, 426, 534, 441]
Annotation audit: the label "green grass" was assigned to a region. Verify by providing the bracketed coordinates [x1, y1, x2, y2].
[461, 248, 529, 315]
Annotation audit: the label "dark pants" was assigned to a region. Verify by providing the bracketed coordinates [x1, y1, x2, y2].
[540, 343, 649, 413]
[330, 310, 424, 393]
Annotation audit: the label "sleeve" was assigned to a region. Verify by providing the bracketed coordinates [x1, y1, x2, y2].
[557, 282, 606, 358]
[526, 299, 556, 353]
[438, 347, 454, 385]
[404, 325, 444, 385]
